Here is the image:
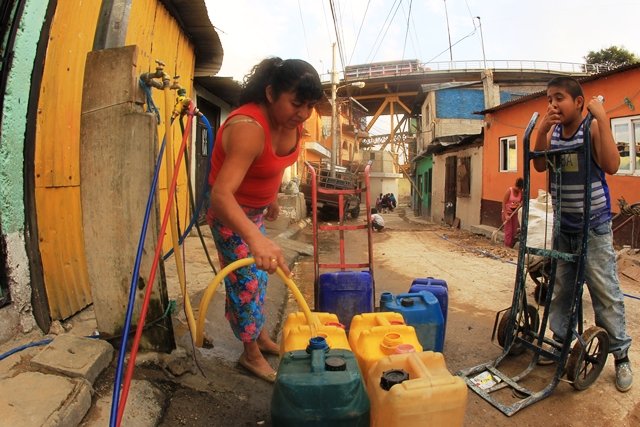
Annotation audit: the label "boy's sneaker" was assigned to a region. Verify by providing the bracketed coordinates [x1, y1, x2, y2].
[615, 360, 633, 392]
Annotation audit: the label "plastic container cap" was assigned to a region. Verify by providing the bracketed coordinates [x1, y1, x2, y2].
[401, 298, 414, 307]
[380, 292, 394, 303]
[325, 356, 347, 371]
[380, 369, 410, 391]
[394, 344, 416, 354]
[307, 336, 329, 353]
[324, 322, 347, 330]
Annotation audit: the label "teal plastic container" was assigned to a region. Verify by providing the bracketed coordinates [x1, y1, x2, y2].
[379, 291, 445, 352]
[271, 337, 370, 427]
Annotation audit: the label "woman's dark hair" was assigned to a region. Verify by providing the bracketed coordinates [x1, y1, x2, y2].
[515, 177, 524, 188]
[239, 57, 324, 106]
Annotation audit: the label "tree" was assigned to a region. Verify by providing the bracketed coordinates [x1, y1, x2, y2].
[584, 45, 639, 70]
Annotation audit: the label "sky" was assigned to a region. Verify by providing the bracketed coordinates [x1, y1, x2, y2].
[204, 0, 640, 83]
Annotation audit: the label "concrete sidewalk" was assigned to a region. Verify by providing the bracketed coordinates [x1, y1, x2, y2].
[0, 218, 313, 427]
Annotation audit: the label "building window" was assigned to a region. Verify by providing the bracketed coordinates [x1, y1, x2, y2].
[612, 115, 640, 175]
[499, 136, 517, 171]
[457, 156, 471, 197]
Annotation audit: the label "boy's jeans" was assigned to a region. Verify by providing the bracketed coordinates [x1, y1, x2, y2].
[549, 220, 632, 360]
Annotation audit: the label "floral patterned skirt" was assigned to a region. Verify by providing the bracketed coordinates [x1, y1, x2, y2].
[206, 198, 268, 343]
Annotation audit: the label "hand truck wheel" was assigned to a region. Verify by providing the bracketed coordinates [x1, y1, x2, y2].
[566, 326, 609, 391]
[497, 305, 540, 355]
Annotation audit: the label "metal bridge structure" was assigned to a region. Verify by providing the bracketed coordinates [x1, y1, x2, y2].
[317, 59, 610, 164]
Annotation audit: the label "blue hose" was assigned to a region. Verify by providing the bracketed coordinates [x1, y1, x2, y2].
[109, 128, 169, 427]
[0, 334, 98, 361]
[163, 114, 214, 260]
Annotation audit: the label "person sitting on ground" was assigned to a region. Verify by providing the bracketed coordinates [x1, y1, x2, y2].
[206, 57, 324, 383]
[533, 76, 632, 392]
[389, 193, 397, 211]
[369, 208, 385, 231]
[501, 177, 523, 248]
[381, 193, 391, 213]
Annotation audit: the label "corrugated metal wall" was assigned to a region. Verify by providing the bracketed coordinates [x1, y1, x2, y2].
[35, 0, 195, 320]
[126, 0, 195, 255]
[34, 0, 101, 319]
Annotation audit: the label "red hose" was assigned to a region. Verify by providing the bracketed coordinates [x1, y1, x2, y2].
[116, 101, 194, 425]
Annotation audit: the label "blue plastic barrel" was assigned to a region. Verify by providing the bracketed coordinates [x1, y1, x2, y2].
[318, 271, 373, 330]
[409, 277, 448, 341]
[379, 291, 445, 352]
[271, 338, 370, 427]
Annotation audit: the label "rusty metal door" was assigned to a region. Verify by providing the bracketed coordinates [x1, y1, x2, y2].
[444, 156, 457, 225]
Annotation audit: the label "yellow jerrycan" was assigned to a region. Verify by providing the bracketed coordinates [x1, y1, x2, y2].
[367, 351, 467, 427]
[280, 312, 351, 358]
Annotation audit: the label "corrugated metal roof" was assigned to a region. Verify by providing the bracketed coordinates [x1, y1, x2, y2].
[159, 0, 223, 76]
[474, 63, 640, 115]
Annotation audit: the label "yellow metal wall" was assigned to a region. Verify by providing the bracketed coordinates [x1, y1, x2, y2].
[126, 0, 195, 255]
[35, 0, 196, 320]
[34, 0, 101, 320]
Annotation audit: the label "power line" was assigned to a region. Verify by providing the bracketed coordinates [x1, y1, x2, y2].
[401, 0, 413, 61]
[368, 0, 405, 64]
[297, 0, 311, 63]
[348, 0, 372, 65]
[364, 0, 401, 64]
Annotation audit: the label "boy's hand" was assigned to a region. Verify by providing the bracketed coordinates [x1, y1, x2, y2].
[587, 96, 606, 121]
[539, 103, 562, 133]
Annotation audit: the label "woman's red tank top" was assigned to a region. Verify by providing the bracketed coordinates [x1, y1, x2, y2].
[207, 103, 301, 207]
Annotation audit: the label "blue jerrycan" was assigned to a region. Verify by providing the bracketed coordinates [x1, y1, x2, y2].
[318, 271, 373, 330]
[379, 291, 445, 352]
[409, 277, 448, 342]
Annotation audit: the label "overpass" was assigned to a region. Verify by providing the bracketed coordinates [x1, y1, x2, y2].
[317, 59, 609, 153]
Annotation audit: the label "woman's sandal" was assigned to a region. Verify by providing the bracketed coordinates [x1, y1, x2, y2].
[238, 353, 277, 383]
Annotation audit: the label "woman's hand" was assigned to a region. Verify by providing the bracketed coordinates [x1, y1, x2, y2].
[265, 199, 280, 221]
[248, 234, 291, 277]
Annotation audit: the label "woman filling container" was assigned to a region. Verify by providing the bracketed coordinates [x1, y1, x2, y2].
[206, 58, 324, 383]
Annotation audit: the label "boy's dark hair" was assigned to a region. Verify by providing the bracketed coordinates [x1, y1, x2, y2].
[515, 177, 524, 188]
[371, 208, 377, 214]
[239, 57, 325, 106]
[547, 76, 585, 110]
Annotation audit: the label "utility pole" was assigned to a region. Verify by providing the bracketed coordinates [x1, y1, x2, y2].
[444, 0, 453, 63]
[330, 43, 338, 177]
[476, 16, 487, 70]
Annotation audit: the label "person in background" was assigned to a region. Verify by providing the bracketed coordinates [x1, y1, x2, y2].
[375, 193, 383, 213]
[533, 76, 632, 392]
[381, 193, 391, 213]
[389, 193, 397, 211]
[370, 208, 385, 231]
[206, 57, 324, 383]
[501, 177, 523, 247]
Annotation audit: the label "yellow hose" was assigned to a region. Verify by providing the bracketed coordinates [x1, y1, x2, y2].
[195, 258, 319, 347]
[163, 85, 198, 337]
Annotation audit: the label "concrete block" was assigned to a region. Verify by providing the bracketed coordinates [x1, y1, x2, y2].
[81, 379, 165, 427]
[0, 372, 92, 427]
[470, 224, 498, 239]
[31, 334, 113, 385]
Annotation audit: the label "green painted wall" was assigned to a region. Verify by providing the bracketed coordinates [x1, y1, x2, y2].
[0, 0, 49, 235]
[416, 155, 433, 212]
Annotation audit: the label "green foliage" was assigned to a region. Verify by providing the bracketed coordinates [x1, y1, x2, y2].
[584, 46, 639, 69]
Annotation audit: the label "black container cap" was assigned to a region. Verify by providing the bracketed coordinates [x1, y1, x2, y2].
[401, 298, 414, 307]
[380, 369, 410, 391]
[325, 356, 347, 371]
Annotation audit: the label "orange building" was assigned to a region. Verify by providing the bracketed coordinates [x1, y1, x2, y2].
[480, 64, 640, 247]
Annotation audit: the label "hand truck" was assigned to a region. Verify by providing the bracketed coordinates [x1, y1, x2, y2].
[304, 160, 375, 312]
[456, 108, 610, 416]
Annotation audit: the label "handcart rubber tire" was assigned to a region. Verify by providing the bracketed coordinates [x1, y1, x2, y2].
[497, 305, 540, 355]
[350, 207, 360, 219]
[566, 326, 609, 391]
